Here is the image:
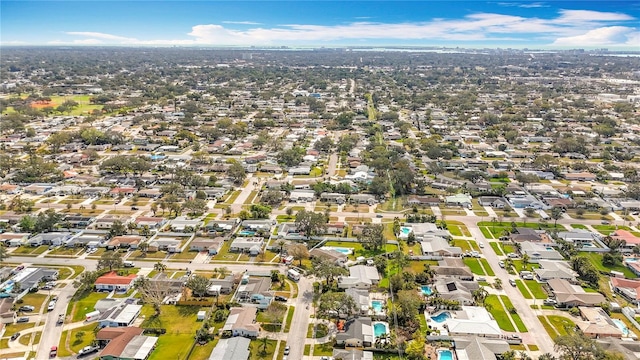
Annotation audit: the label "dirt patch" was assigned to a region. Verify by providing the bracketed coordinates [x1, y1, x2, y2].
[30, 100, 57, 109]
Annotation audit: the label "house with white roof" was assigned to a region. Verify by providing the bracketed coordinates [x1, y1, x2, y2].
[338, 265, 380, 290]
[520, 241, 564, 262]
[534, 260, 576, 282]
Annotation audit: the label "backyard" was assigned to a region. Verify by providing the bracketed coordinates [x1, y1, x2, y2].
[144, 305, 205, 360]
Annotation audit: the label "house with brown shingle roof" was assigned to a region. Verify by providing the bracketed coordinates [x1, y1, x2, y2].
[96, 326, 158, 360]
[95, 272, 138, 292]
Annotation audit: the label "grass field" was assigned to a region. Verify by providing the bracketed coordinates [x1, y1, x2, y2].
[68, 292, 109, 322]
[515, 280, 533, 299]
[144, 305, 204, 360]
[249, 339, 278, 360]
[546, 315, 576, 337]
[28, 95, 104, 116]
[463, 258, 486, 276]
[489, 242, 504, 256]
[524, 280, 547, 299]
[591, 224, 632, 235]
[581, 252, 637, 278]
[480, 258, 495, 276]
[485, 295, 515, 332]
[453, 239, 478, 252]
[500, 295, 527, 332]
[445, 221, 472, 237]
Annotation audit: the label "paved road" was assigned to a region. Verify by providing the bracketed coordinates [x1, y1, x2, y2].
[36, 280, 78, 360]
[326, 153, 339, 177]
[286, 276, 314, 360]
[458, 217, 556, 356]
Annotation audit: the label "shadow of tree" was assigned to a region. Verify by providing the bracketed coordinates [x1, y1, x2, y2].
[177, 305, 201, 317]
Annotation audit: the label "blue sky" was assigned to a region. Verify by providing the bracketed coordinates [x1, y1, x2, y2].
[1, 1, 639, 48]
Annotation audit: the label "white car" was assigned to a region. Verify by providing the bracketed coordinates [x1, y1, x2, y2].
[498, 261, 505, 268]
[479, 242, 484, 248]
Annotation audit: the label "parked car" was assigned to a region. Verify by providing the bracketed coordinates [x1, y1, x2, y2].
[479, 242, 484, 248]
[10, 332, 20, 341]
[543, 298, 557, 305]
[17, 317, 29, 323]
[509, 279, 517, 287]
[284, 346, 290, 355]
[498, 261, 505, 268]
[78, 345, 99, 356]
[275, 296, 288, 302]
[602, 220, 611, 225]
[131, 206, 139, 210]
[19, 305, 35, 312]
[50, 346, 58, 358]
[42, 285, 53, 291]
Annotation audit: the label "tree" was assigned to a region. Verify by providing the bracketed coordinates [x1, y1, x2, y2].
[140, 225, 151, 238]
[261, 190, 284, 206]
[154, 262, 167, 273]
[551, 207, 564, 228]
[150, 203, 158, 216]
[127, 221, 138, 234]
[554, 331, 602, 360]
[473, 287, 489, 306]
[182, 198, 207, 216]
[186, 275, 209, 297]
[538, 354, 557, 360]
[73, 270, 99, 295]
[522, 253, 530, 270]
[494, 278, 502, 289]
[109, 220, 127, 238]
[227, 161, 246, 185]
[404, 331, 426, 360]
[97, 251, 123, 272]
[249, 204, 272, 219]
[19, 215, 36, 232]
[294, 210, 327, 239]
[287, 244, 309, 267]
[317, 292, 358, 322]
[262, 302, 287, 330]
[358, 224, 386, 251]
[134, 276, 169, 316]
[311, 255, 348, 288]
[394, 289, 425, 329]
[0, 243, 9, 266]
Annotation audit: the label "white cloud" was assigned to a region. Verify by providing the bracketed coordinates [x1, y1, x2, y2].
[555, 10, 635, 23]
[221, 21, 261, 25]
[552, 26, 639, 46]
[66, 31, 137, 42]
[56, 8, 637, 48]
[519, 3, 548, 8]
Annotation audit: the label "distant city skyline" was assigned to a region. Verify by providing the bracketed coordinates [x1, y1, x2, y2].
[1, 1, 639, 49]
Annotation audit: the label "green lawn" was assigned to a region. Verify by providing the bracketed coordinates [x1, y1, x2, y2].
[463, 258, 486, 276]
[581, 252, 637, 278]
[453, 239, 477, 252]
[284, 306, 295, 332]
[511, 260, 540, 272]
[145, 305, 204, 360]
[446, 221, 472, 237]
[489, 242, 504, 256]
[68, 323, 99, 354]
[249, 339, 278, 360]
[480, 258, 495, 276]
[68, 292, 109, 322]
[479, 227, 495, 239]
[19, 293, 48, 311]
[500, 295, 527, 332]
[547, 315, 576, 337]
[524, 280, 547, 299]
[538, 316, 559, 338]
[591, 225, 631, 235]
[313, 342, 334, 356]
[188, 340, 218, 360]
[485, 295, 515, 332]
[515, 280, 533, 299]
[571, 224, 588, 230]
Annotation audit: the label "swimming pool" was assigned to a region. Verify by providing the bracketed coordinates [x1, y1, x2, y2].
[625, 258, 640, 263]
[421, 285, 433, 296]
[400, 227, 412, 235]
[238, 230, 256, 236]
[613, 319, 630, 336]
[371, 300, 384, 314]
[321, 246, 353, 255]
[431, 312, 451, 323]
[373, 322, 389, 338]
[438, 349, 453, 360]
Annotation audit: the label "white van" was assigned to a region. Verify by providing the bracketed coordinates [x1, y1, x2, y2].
[123, 261, 135, 268]
[47, 300, 56, 312]
[287, 269, 301, 282]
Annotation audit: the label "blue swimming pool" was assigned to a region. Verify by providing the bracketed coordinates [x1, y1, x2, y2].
[238, 230, 256, 236]
[438, 349, 453, 360]
[400, 227, 411, 235]
[321, 246, 353, 255]
[371, 300, 384, 313]
[613, 319, 630, 336]
[421, 285, 433, 296]
[431, 312, 451, 323]
[373, 322, 389, 337]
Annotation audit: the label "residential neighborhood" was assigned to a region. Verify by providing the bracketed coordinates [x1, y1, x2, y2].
[0, 45, 639, 360]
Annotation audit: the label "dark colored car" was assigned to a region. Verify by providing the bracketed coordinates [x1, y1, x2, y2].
[275, 296, 288, 302]
[10, 332, 20, 341]
[17, 317, 29, 323]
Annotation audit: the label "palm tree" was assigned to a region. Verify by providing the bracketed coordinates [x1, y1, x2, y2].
[277, 240, 286, 255]
[494, 278, 502, 289]
[522, 253, 530, 270]
[127, 221, 138, 234]
[139, 242, 149, 256]
[472, 287, 488, 306]
[218, 267, 230, 279]
[154, 262, 166, 273]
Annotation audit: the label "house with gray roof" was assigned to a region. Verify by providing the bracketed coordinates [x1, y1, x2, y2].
[534, 260, 576, 282]
[433, 277, 479, 305]
[208, 337, 250, 360]
[335, 317, 373, 347]
[454, 336, 511, 360]
[338, 265, 380, 290]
